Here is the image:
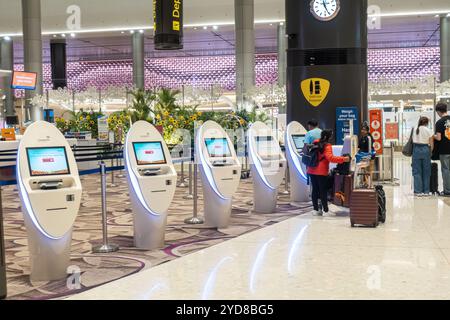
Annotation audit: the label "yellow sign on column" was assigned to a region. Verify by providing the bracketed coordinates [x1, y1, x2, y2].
[301, 78, 330, 107]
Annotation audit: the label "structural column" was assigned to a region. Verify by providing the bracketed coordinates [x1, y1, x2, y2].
[0, 38, 15, 117]
[277, 23, 287, 87]
[22, 0, 43, 122]
[235, 0, 255, 107]
[132, 32, 145, 90]
[441, 16, 450, 83]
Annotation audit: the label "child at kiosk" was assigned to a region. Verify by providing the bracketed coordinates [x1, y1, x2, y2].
[307, 130, 350, 216]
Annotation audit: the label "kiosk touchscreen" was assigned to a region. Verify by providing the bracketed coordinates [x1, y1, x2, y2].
[285, 121, 310, 202]
[196, 121, 241, 228]
[17, 121, 82, 281]
[125, 121, 177, 249]
[248, 122, 287, 213]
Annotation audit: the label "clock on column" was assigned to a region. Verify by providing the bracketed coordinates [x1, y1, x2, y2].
[310, 0, 341, 21]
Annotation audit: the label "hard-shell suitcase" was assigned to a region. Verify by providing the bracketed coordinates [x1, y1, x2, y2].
[350, 189, 379, 228]
[430, 162, 439, 195]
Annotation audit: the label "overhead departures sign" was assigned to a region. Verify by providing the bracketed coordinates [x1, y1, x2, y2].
[300, 78, 330, 107]
[153, 0, 183, 50]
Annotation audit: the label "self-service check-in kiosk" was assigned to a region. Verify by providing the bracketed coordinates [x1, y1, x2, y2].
[285, 121, 310, 203]
[125, 121, 177, 250]
[196, 121, 241, 228]
[248, 121, 287, 213]
[17, 121, 82, 281]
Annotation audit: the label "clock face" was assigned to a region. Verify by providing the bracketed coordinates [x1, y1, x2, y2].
[310, 0, 341, 21]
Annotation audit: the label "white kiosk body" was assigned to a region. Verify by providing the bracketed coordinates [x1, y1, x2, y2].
[196, 121, 241, 228]
[17, 121, 82, 281]
[125, 121, 177, 250]
[285, 121, 310, 202]
[248, 121, 287, 213]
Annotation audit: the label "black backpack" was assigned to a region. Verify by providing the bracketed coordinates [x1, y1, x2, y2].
[302, 143, 321, 168]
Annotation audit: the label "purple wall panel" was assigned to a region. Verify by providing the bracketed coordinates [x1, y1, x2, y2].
[13, 47, 440, 98]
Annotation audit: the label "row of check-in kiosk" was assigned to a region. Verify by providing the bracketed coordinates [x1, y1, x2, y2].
[11, 119, 358, 282]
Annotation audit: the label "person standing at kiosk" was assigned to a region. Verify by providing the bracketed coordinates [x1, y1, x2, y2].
[17, 121, 82, 281]
[124, 121, 177, 249]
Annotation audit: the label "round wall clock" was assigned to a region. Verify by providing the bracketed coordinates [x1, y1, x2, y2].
[310, 0, 341, 21]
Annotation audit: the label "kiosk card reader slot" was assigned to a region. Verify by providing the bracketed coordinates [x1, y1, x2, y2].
[17, 121, 82, 281]
[286, 121, 310, 203]
[248, 122, 287, 213]
[125, 122, 177, 249]
[197, 121, 241, 228]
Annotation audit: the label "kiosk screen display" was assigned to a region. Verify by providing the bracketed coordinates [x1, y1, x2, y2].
[205, 138, 231, 158]
[292, 135, 306, 151]
[133, 142, 167, 165]
[26, 147, 70, 176]
[255, 136, 276, 157]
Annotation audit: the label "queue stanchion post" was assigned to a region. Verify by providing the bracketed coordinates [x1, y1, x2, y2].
[0, 186, 7, 299]
[92, 162, 119, 253]
[390, 141, 395, 184]
[178, 160, 187, 188]
[183, 161, 194, 200]
[184, 163, 204, 225]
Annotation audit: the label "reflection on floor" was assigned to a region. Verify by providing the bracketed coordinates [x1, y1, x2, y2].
[2, 172, 310, 300]
[68, 156, 450, 300]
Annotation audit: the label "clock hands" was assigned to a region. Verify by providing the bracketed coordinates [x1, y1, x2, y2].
[322, 0, 331, 15]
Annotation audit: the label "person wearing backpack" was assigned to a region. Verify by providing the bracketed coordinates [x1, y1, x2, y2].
[307, 130, 350, 216]
[434, 103, 450, 197]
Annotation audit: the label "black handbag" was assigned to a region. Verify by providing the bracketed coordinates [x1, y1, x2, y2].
[431, 141, 440, 161]
[402, 129, 414, 157]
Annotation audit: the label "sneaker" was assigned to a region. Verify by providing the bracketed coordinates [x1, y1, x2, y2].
[327, 204, 342, 214]
[312, 210, 323, 217]
[414, 193, 424, 198]
[422, 193, 431, 198]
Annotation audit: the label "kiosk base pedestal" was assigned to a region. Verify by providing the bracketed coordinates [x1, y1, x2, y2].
[26, 226, 72, 282]
[252, 169, 278, 214]
[133, 211, 167, 250]
[289, 173, 310, 203]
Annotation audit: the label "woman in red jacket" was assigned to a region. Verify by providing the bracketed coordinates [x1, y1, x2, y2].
[307, 130, 350, 216]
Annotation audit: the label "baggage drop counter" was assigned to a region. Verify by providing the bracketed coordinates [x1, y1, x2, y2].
[285, 121, 310, 203]
[125, 121, 177, 250]
[196, 121, 241, 228]
[16, 121, 82, 281]
[248, 121, 287, 213]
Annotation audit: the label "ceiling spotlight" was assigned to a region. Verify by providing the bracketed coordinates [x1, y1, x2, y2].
[61, 33, 66, 38]
[70, 33, 76, 38]
[121, 31, 125, 34]
[53, 34, 57, 38]
[203, 26, 208, 30]
[3, 36, 11, 41]
[194, 27, 198, 30]
[269, 23, 273, 26]
[139, 29, 144, 34]
[213, 25, 218, 30]
[279, 22, 284, 26]
[130, 30, 135, 34]
[447, 13, 450, 17]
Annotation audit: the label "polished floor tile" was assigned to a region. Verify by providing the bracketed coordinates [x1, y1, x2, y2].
[69, 155, 450, 300]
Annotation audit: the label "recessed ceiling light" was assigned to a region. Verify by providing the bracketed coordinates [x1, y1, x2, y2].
[121, 31, 125, 34]
[435, 14, 440, 18]
[53, 34, 57, 38]
[130, 30, 135, 34]
[269, 23, 273, 26]
[3, 36, 11, 41]
[61, 34, 66, 38]
[447, 13, 450, 17]
[139, 29, 144, 34]
[70, 33, 76, 37]
[194, 27, 198, 30]
[213, 25, 218, 30]
[279, 22, 284, 26]
[203, 26, 208, 30]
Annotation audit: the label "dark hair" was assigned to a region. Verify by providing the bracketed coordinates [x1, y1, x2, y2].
[307, 120, 319, 128]
[361, 124, 370, 132]
[416, 116, 429, 135]
[318, 129, 333, 152]
[436, 103, 448, 114]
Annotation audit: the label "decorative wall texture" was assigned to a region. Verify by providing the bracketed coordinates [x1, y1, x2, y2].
[13, 47, 440, 96]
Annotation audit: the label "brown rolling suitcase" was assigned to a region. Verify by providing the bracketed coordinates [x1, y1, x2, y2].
[350, 189, 378, 228]
[333, 174, 353, 208]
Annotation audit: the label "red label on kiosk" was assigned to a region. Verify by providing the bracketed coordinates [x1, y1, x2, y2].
[369, 109, 384, 155]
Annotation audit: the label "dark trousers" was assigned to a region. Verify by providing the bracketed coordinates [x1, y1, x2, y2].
[310, 174, 329, 213]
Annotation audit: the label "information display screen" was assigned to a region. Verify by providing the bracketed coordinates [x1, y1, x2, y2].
[133, 142, 167, 166]
[26, 147, 70, 177]
[11, 71, 37, 90]
[292, 135, 306, 151]
[255, 136, 277, 158]
[205, 138, 231, 158]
